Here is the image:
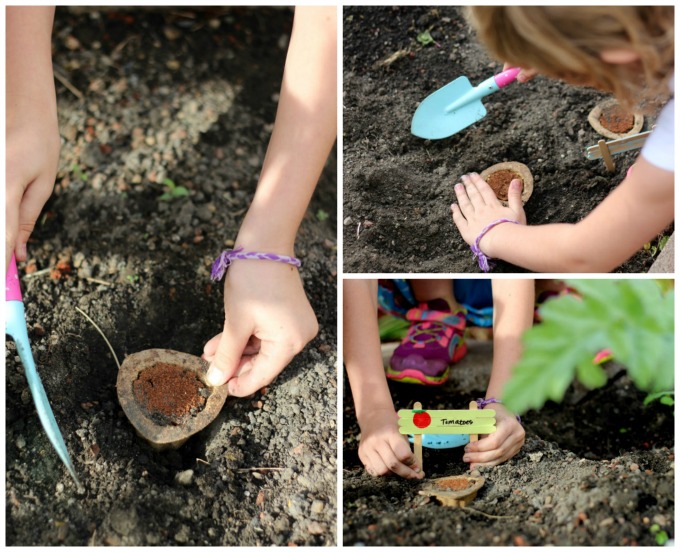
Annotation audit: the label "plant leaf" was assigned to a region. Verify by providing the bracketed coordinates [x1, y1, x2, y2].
[417, 30, 434, 46]
[172, 186, 189, 198]
[504, 280, 674, 414]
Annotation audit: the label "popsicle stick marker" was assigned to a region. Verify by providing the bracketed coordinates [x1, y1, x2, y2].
[597, 140, 616, 172]
[398, 402, 497, 477]
[413, 401, 423, 473]
[469, 400, 479, 444]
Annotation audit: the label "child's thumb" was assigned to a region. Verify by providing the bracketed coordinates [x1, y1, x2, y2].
[507, 179, 524, 213]
[206, 323, 250, 387]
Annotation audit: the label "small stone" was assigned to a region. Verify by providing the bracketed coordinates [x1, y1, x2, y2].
[599, 517, 615, 527]
[56, 482, 65, 493]
[307, 521, 326, 535]
[343, 216, 352, 226]
[110, 506, 138, 536]
[175, 469, 194, 486]
[629, 463, 640, 472]
[166, 60, 181, 71]
[310, 500, 325, 514]
[16, 435, 26, 450]
[528, 452, 544, 463]
[174, 524, 190, 543]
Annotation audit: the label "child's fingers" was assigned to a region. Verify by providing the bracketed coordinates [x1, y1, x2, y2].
[16, 177, 55, 261]
[379, 439, 423, 479]
[463, 447, 505, 467]
[454, 183, 473, 215]
[450, 203, 466, 227]
[469, 173, 499, 205]
[227, 338, 293, 397]
[507, 178, 524, 213]
[206, 319, 251, 387]
[461, 174, 485, 205]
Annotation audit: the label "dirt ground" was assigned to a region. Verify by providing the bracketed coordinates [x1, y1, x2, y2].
[6, 7, 337, 546]
[343, 6, 670, 273]
[343, 341, 674, 546]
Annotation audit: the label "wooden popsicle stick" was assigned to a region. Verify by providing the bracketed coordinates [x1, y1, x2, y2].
[413, 402, 423, 473]
[597, 139, 615, 172]
[469, 401, 478, 444]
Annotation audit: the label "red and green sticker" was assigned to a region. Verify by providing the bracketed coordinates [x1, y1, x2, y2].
[412, 409, 431, 429]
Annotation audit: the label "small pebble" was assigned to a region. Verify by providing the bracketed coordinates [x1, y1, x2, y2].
[629, 463, 640, 472]
[175, 469, 194, 486]
[56, 482, 65, 493]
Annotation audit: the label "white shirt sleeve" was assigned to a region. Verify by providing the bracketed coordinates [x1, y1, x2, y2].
[641, 96, 674, 172]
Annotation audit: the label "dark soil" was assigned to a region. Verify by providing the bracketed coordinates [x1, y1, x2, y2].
[343, 6, 665, 273]
[132, 363, 207, 425]
[600, 104, 635, 133]
[6, 7, 337, 546]
[343, 342, 674, 546]
[485, 169, 522, 201]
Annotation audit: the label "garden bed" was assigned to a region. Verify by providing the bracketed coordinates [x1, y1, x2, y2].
[6, 7, 337, 546]
[343, 341, 674, 546]
[343, 6, 668, 273]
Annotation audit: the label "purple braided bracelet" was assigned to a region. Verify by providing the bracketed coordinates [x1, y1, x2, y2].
[210, 246, 301, 281]
[476, 397, 522, 424]
[471, 218, 520, 272]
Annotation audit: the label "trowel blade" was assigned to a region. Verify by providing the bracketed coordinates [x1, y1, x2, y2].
[6, 300, 83, 490]
[411, 76, 487, 139]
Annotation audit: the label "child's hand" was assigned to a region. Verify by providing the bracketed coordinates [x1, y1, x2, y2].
[502, 62, 538, 83]
[202, 259, 318, 397]
[462, 403, 525, 469]
[6, 102, 60, 268]
[451, 173, 526, 257]
[358, 407, 424, 479]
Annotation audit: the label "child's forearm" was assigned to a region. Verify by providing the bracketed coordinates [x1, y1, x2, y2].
[6, 7, 56, 112]
[343, 280, 395, 422]
[482, 166, 673, 273]
[487, 279, 534, 399]
[236, 6, 337, 253]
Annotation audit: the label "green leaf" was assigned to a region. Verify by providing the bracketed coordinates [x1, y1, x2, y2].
[316, 209, 330, 222]
[417, 30, 434, 46]
[172, 186, 189, 198]
[655, 531, 669, 546]
[159, 192, 172, 201]
[162, 177, 176, 190]
[658, 235, 670, 251]
[505, 280, 675, 414]
[660, 395, 675, 407]
[379, 315, 410, 341]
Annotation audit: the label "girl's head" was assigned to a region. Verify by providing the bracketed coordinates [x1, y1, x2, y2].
[466, 6, 674, 109]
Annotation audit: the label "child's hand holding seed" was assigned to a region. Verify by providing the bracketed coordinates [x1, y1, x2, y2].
[202, 259, 318, 396]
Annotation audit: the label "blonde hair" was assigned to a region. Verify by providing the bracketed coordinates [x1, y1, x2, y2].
[466, 6, 674, 110]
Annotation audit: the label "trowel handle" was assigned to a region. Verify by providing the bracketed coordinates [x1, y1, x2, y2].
[6, 254, 23, 302]
[493, 67, 521, 89]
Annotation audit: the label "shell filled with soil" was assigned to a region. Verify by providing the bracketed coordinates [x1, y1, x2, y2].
[117, 349, 229, 450]
[479, 161, 533, 206]
[419, 475, 485, 508]
[588, 99, 643, 139]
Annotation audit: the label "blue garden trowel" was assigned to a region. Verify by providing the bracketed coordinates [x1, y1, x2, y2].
[6, 255, 82, 489]
[411, 66, 521, 139]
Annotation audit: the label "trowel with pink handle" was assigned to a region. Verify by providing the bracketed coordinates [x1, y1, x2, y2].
[6, 255, 82, 489]
[411, 67, 521, 139]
